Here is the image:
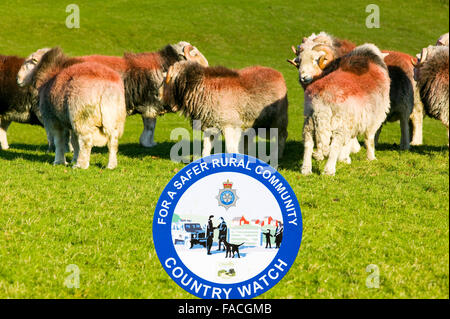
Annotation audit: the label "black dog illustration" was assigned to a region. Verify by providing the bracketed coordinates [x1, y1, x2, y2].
[223, 240, 244, 258]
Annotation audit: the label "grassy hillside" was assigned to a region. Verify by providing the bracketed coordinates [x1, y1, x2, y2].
[0, 0, 448, 298]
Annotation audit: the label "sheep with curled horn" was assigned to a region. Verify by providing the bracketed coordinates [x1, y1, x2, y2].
[160, 61, 288, 159]
[17, 47, 126, 169]
[300, 43, 391, 176]
[79, 41, 208, 148]
[412, 45, 449, 145]
[288, 31, 425, 154]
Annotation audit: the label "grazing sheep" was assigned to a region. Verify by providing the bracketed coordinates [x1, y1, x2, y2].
[160, 61, 288, 157]
[17, 47, 126, 169]
[289, 32, 424, 150]
[0, 54, 61, 151]
[412, 45, 449, 144]
[300, 44, 391, 175]
[79, 42, 208, 148]
[437, 32, 449, 46]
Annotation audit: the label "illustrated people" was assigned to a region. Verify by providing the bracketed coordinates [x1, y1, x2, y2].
[263, 228, 273, 248]
[217, 217, 228, 251]
[206, 214, 216, 255]
[275, 223, 283, 249]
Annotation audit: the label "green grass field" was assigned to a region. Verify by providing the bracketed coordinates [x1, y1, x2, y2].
[0, 0, 448, 298]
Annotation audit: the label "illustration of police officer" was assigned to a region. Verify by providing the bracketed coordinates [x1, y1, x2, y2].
[263, 229, 273, 248]
[206, 215, 216, 255]
[217, 217, 228, 251]
[275, 223, 283, 249]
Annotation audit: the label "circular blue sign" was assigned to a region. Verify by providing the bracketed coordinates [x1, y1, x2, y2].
[153, 153, 302, 299]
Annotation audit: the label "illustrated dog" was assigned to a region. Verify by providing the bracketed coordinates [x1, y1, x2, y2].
[223, 240, 244, 258]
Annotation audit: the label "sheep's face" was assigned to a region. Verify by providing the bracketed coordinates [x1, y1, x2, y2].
[297, 45, 334, 85]
[173, 41, 209, 67]
[17, 48, 51, 87]
[159, 61, 186, 112]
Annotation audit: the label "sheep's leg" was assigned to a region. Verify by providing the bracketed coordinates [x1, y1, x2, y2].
[301, 116, 314, 175]
[223, 126, 242, 154]
[0, 118, 11, 150]
[338, 137, 361, 163]
[277, 127, 288, 159]
[139, 115, 157, 148]
[64, 129, 73, 153]
[46, 130, 56, 153]
[410, 90, 424, 146]
[365, 131, 377, 161]
[71, 132, 80, 164]
[446, 125, 449, 147]
[106, 132, 120, 169]
[374, 124, 383, 147]
[338, 141, 352, 164]
[202, 128, 218, 157]
[52, 128, 67, 165]
[323, 132, 345, 176]
[399, 112, 411, 150]
[74, 135, 93, 169]
[410, 114, 424, 146]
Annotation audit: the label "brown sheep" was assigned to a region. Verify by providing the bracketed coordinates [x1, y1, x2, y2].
[412, 45, 449, 145]
[161, 61, 288, 159]
[17, 47, 126, 169]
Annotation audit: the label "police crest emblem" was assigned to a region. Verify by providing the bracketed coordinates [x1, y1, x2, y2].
[216, 179, 239, 209]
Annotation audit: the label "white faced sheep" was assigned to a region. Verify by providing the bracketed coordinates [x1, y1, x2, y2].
[17, 47, 126, 169]
[160, 61, 288, 158]
[412, 45, 449, 145]
[299, 44, 391, 176]
[288, 32, 424, 151]
[79, 42, 208, 148]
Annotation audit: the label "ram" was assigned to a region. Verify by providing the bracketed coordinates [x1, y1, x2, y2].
[412, 45, 449, 145]
[80, 42, 208, 147]
[300, 44, 391, 175]
[288, 32, 424, 151]
[160, 61, 288, 158]
[17, 47, 126, 169]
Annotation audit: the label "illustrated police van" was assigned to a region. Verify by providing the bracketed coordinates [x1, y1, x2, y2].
[172, 221, 207, 248]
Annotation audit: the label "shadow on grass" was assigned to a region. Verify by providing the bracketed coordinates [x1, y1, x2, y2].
[375, 142, 448, 155]
[0, 143, 54, 163]
[9, 140, 443, 173]
[2, 141, 307, 171]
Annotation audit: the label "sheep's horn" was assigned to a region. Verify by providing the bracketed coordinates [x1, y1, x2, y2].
[420, 47, 428, 62]
[411, 57, 418, 67]
[165, 66, 173, 84]
[312, 44, 334, 69]
[286, 58, 299, 68]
